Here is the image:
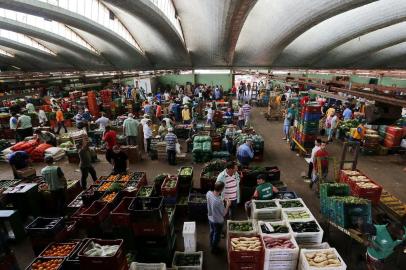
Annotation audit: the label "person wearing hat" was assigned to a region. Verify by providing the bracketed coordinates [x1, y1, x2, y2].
[225, 124, 236, 154]
[41, 156, 67, 216]
[236, 139, 254, 166]
[123, 113, 139, 146]
[182, 105, 191, 124]
[244, 174, 279, 218]
[165, 127, 178, 165]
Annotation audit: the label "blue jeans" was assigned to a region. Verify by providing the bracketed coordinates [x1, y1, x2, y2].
[283, 125, 290, 137]
[209, 221, 223, 249]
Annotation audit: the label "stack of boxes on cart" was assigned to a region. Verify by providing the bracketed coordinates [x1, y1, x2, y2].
[296, 104, 322, 149]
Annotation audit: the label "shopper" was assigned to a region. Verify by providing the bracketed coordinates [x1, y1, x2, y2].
[224, 107, 233, 125]
[143, 120, 153, 153]
[17, 112, 33, 138]
[10, 112, 18, 141]
[55, 108, 68, 134]
[310, 141, 329, 189]
[77, 139, 97, 189]
[143, 101, 152, 117]
[237, 105, 245, 129]
[165, 128, 178, 165]
[158, 120, 168, 139]
[34, 129, 57, 146]
[216, 161, 240, 218]
[110, 145, 129, 174]
[242, 101, 252, 126]
[103, 126, 117, 163]
[304, 139, 321, 180]
[38, 109, 48, 126]
[244, 174, 279, 218]
[8, 151, 30, 179]
[328, 112, 338, 142]
[25, 102, 35, 114]
[343, 106, 353, 121]
[182, 105, 191, 124]
[123, 113, 139, 146]
[155, 102, 163, 121]
[41, 156, 67, 216]
[283, 106, 293, 140]
[206, 104, 214, 126]
[95, 112, 110, 131]
[236, 139, 254, 166]
[74, 109, 84, 130]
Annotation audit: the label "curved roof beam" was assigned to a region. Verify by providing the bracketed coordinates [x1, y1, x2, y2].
[0, 47, 13, 57]
[275, 0, 406, 68]
[353, 42, 406, 69]
[233, 0, 372, 67]
[314, 22, 406, 68]
[0, 28, 55, 55]
[102, 0, 190, 68]
[0, 0, 150, 68]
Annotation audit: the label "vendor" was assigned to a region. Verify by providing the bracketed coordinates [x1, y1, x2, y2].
[34, 129, 57, 146]
[352, 121, 366, 143]
[244, 174, 279, 218]
[360, 219, 406, 270]
[25, 102, 35, 114]
[8, 151, 30, 179]
[236, 139, 254, 166]
[41, 156, 67, 216]
[110, 145, 129, 174]
[122, 113, 139, 146]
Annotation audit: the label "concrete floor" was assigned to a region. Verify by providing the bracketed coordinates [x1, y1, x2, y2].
[4, 106, 406, 269]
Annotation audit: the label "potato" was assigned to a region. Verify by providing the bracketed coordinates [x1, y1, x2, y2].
[305, 252, 316, 259]
[313, 256, 326, 263]
[328, 259, 340, 265]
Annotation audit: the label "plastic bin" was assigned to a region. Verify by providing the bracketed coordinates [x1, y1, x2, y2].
[178, 166, 194, 183]
[65, 239, 90, 270]
[262, 234, 299, 261]
[25, 257, 65, 270]
[79, 201, 109, 227]
[277, 198, 306, 209]
[288, 219, 324, 244]
[26, 217, 65, 238]
[111, 197, 135, 227]
[129, 197, 165, 222]
[258, 220, 291, 237]
[299, 248, 347, 270]
[39, 241, 80, 258]
[161, 176, 179, 197]
[188, 192, 207, 221]
[228, 236, 264, 263]
[183, 222, 196, 252]
[251, 200, 281, 221]
[130, 262, 166, 270]
[172, 251, 203, 270]
[227, 220, 258, 237]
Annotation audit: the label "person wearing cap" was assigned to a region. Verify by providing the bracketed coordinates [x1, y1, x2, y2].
[41, 156, 67, 216]
[236, 139, 254, 166]
[182, 105, 191, 124]
[244, 174, 279, 218]
[123, 113, 139, 146]
[165, 127, 178, 165]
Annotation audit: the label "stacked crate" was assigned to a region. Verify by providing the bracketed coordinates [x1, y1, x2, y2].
[188, 190, 207, 221]
[384, 126, 403, 148]
[320, 183, 350, 217]
[87, 91, 100, 118]
[363, 130, 380, 155]
[161, 175, 179, 205]
[296, 104, 321, 149]
[100, 89, 113, 113]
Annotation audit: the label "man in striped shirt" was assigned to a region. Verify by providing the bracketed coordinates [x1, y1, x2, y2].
[165, 128, 178, 165]
[216, 161, 240, 218]
[242, 101, 252, 126]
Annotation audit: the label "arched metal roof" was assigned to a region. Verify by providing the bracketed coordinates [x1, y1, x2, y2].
[0, 0, 405, 71]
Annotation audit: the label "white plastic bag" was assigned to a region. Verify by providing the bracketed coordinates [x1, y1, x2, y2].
[176, 143, 181, 154]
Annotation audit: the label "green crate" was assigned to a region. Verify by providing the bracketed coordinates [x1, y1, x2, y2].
[320, 183, 350, 200]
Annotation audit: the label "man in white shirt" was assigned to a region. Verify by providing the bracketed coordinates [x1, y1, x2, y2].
[95, 112, 110, 131]
[182, 95, 191, 105]
[143, 120, 153, 153]
[206, 104, 213, 126]
[304, 139, 321, 180]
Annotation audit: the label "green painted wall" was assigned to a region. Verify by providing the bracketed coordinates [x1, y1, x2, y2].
[379, 77, 406, 87]
[157, 74, 232, 89]
[304, 73, 406, 87]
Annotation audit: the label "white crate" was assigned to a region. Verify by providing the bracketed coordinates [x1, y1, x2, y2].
[299, 248, 347, 270]
[262, 234, 299, 261]
[282, 208, 314, 222]
[299, 242, 330, 250]
[172, 251, 203, 270]
[130, 262, 166, 270]
[183, 222, 197, 252]
[258, 220, 291, 237]
[252, 200, 282, 221]
[227, 220, 258, 236]
[264, 259, 297, 270]
[288, 219, 324, 245]
[277, 198, 307, 209]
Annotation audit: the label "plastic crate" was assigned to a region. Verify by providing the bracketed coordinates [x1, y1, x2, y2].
[240, 166, 280, 187]
[132, 212, 170, 237]
[178, 166, 194, 183]
[25, 257, 65, 270]
[258, 221, 291, 237]
[227, 220, 258, 237]
[81, 185, 102, 207]
[251, 200, 281, 221]
[65, 239, 90, 270]
[319, 183, 350, 200]
[172, 251, 203, 270]
[299, 248, 347, 270]
[288, 219, 324, 245]
[111, 197, 135, 227]
[79, 201, 109, 227]
[137, 186, 155, 198]
[282, 208, 313, 222]
[78, 239, 128, 270]
[136, 234, 176, 264]
[277, 198, 306, 209]
[129, 197, 165, 222]
[262, 234, 299, 261]
[272, 192, 297, 200]
[228, 236, 264, 263]
[350, 179, 382, 205]
[264, 259, 296, 270]
[39, 241, 80, 258]
[130, 262, 166, 270]
[302, 106, 321, 114]
[161, 176, 179, 197]
[25, 217, 65, 238]
[229, 261, 263, 270]
[188, 192, 208, 220]
[68, 191, 84, 209]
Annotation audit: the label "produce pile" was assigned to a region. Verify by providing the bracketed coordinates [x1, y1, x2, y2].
[83, 241, 120, 257]
[229, 222, 254, 232]
[179, 167, 193, 176]
[284, 209, 311, 220]
[162, 178, 177, 189]
[262, 237, 295, 249]
[279, 200, 304, 208]
[192, 136, 212, 163]
[138, 186, 153, 197]
[380, 190, 406, 217]
[254, 201, 277, 209]
[260, 222, 289, 234]
[339, 170, 383, 204]
[230, 237, 262, 251]
[30, 258, 63, 270]
[68, 194, 83, 208]
[304, 249, 342, 267]
[202, 159, 227, 173]
[101, 192, 117, 203]
[107, 174, 120, 182]
[0, 180, 20, 193]
[290, 221, 320, 233]
[188, 194, 207, 204]
[42, 243, 77, 257]
[98, 182, 124, 192]
[173, 253, 201, 266]
[273, 192, 297, 200]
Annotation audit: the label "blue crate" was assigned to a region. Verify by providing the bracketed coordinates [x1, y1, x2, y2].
[304, 113, 322, 121]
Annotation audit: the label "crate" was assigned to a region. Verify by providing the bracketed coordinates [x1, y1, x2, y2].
[137, 186, 155, 198]
[65, 239, 90, 270]
[135, 224, 175, 248]
[79, 201, 109, 227]
[319, 183, 350, 200]
[81, 184, 102, 207]
[137, 235, 176, 264]
[277, 198, 306, 209]
[178, 166, 194, 183]
[258, 221, 291, 237]
[262, 234, 299, 261]
[288, 219, 324, 244]
[272, 192, 297, 200]
[132, 212, 170, 237]
[299, 248, 347, 270]
[78, 239, 128, 270]
[39, 241, 80, 258]
[161, 176, 179, 197]
[130, 262, 166, 270]
[25, 217, 65, 238]
[129, 197, 165, 222]
[111, 197, 135, 227]
[172, 251, 203, 270]
[240, 166, 280, 187]
[229, 261, 263, 270]
[227, 220, 258, 237]
[302, 106, 321, 114]
[282, 208, 313, 222]
[264, 259, 297, 270]
[228, 235, 264, 263]
[251, 200, 281, 221]
[188, 192, 208, 221]
[350, 179, 382, 205]
[25, 257, 65, 270]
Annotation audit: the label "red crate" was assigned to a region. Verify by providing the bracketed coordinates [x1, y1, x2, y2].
[132, 212, 169, 237]
[79, 201, 109, 227]
[78, 239, 128, 270]
[228, 261, 263, 270]
[339, 169, 362, 184]
[351, 179, 383, 205]
[39, 241, 80, 258]
[228, 236, 264, 263]
[111, 197, 135, 227]
[302, 105, 321, 113]
[25, 257, 65, 270]
[161, 175, 179, 197]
